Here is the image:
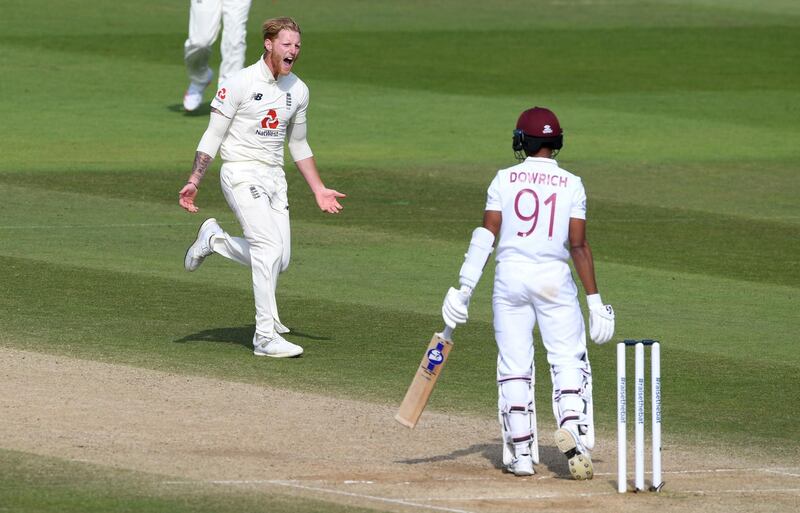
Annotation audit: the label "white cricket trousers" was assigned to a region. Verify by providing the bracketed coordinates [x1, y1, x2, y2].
[184, 0, 252, 87]
[493, 260, 590, 414]
[212, 162, 290, 339]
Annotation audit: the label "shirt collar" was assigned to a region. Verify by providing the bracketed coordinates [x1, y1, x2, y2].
[525, 157, 557, 165]
[258, 57, 277, 84]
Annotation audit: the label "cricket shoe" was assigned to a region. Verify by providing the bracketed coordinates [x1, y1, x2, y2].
[183, 69, 213, 112]
[253, 333, 303, 358]
[507, 453, 535, 476]
[554, 427, 593, 480]
[184, 218, 222, 271]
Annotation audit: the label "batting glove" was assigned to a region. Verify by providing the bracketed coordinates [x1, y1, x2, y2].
[442, 286, 472, 329]
[587, 294, 615, 344]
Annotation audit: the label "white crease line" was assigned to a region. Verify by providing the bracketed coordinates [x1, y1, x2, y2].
[162, 480, 268, 485]
[683, 488, 800, 495]
[763, 469, 800, 478]
[422, 488, 800, 501]
[266, 480, 476, 513]
[592, 467, 800, 477]
[423, 491, 619, 501]
[162, 479, 475, 513]
[663, 467, 800, 477]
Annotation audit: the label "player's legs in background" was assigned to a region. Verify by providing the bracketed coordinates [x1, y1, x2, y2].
[183, 0, 222, 110]
[218, 0, 251, 86]
[493, 262, 537, 475]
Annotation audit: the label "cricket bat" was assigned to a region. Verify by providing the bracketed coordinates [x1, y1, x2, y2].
[395, 326, 454, 428]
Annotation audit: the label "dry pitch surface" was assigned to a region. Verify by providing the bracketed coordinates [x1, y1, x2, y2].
[1, 347, 797, 513]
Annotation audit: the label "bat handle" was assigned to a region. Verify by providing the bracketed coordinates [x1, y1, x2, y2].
[442, 325, 454, 340]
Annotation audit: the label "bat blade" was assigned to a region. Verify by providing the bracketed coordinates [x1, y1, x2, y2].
[395, 330, 454, 428]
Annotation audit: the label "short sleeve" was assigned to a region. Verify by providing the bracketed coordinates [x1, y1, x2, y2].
[210, 72, 245, 118]
[485, 173, 502, 211]
[570, 178, 587, 220]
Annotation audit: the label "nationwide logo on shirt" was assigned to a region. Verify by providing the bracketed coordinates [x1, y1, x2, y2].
[256, 109, 280, 136]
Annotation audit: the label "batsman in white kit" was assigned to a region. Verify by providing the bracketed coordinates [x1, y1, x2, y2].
[178, 17, 346, 358]
[441, 107, 615, 478]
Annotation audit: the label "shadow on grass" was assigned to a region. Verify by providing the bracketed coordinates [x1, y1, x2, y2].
[396, 442, 500, 466]
[167, 103, 211, 116]
[173, 325, 332, 349]
[173, 325, 253, 350]
[396, 440, 577, 479]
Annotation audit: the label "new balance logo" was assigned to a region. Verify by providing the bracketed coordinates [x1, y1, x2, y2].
[252, 93, 263, 101]
[286, 92, 292, 107]
[249, 186, 261, 199]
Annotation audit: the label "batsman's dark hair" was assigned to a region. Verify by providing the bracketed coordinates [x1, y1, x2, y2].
[512, 130, 563, 161]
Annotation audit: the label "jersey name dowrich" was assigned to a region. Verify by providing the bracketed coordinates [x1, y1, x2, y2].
[509, 171, 569, 188]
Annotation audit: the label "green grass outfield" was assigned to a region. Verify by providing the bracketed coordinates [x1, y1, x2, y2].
[1, 0, 798, 511]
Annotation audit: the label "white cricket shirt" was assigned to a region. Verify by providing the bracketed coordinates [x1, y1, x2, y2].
[210, 58, 309, 167]
[485, 157, 587, 264]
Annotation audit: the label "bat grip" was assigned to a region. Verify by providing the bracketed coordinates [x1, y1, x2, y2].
[442, 325, 454, 340]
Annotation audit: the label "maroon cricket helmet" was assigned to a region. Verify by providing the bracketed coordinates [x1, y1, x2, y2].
[512, 107, 564, 160]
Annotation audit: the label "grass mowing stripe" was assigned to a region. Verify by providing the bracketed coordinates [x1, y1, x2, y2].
[0, 170, 797, 290]
[300, 26, 799, 96]
[567, 90, 800, 133]
[3, 25, 798, 96]
[592, 200, 800, 288]
[0, 449, 379, 513]
[663, 0, 800, 17]
[3, 0, 798, 39]
[576, 160, 800, 224]
[599, 260, 798, 366]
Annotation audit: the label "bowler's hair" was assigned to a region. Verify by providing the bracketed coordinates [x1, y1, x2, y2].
[262, 17, 301, 42]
